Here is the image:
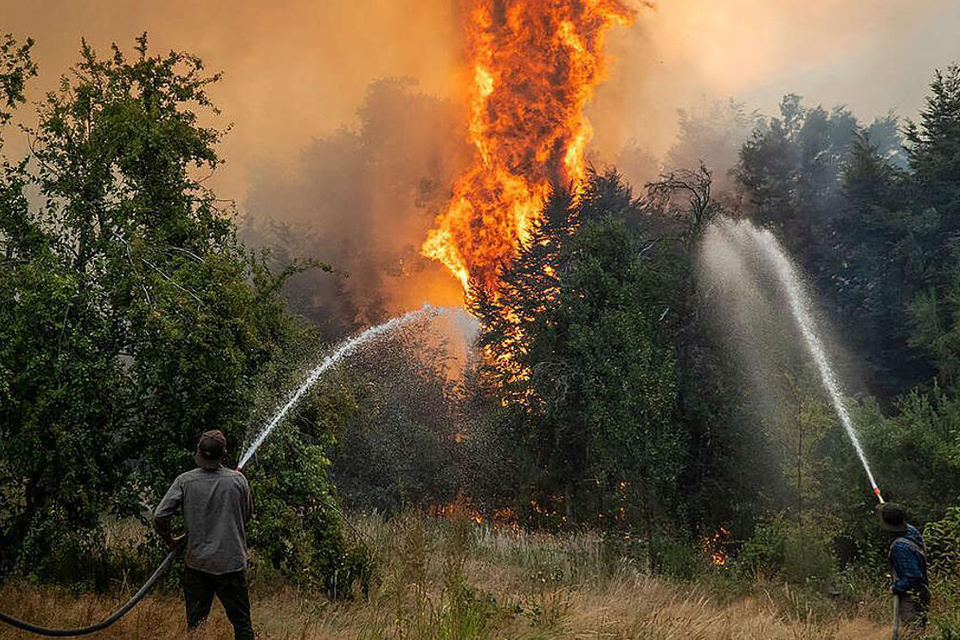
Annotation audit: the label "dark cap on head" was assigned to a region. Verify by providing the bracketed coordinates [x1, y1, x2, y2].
[878, 502, 908, 533]
[196, 429, 227, 470]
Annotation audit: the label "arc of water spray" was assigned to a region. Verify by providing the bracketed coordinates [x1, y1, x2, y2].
[237, 304, 442, 469]
[0, 306, 446, 635]
[752, 227, 884, 503]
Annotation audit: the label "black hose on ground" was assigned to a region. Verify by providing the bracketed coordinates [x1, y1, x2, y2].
[0, 547, 180, 637]
[0, 504, 371, 636]
[0, 498, 369, 636]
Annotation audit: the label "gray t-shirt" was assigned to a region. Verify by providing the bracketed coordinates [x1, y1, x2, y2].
[154, 467, 253, 575]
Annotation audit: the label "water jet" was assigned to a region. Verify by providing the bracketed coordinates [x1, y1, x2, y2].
[238, 303, 448, 469]
[701, 218, 883, 503]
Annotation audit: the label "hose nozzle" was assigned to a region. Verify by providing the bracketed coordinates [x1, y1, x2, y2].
[874, 486, 884, 504]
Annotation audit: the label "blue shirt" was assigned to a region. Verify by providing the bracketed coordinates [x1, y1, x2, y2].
[889, 524, 928, 595]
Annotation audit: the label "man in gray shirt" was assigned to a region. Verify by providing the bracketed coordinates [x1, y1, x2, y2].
[154, 430, 254, 640]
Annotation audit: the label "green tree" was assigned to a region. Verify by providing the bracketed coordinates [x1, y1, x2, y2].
[737, 95, 867, 256]
[906, 65, 960, 184]
[471, 171, 683, 550]
[902, 66, 960, 388]
[0, 33, 36, 125]
[0, 34, 355, 591]
[863, 388, 960, 524]
[778, 373, 832, 522]
[736, 95, 929, 396]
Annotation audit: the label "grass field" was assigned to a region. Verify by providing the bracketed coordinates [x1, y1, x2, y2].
[0, 513, 896, 640]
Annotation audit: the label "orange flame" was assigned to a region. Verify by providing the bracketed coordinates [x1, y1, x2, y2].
[423, 0, 634, 293]
[702, 526, 730, 567]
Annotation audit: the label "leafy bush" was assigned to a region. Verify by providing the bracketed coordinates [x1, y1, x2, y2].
[925, 508, 960, 635]
[331, 328, 462, 514]
[651, 535, 699, 579]
[736, 518, 786, 577]
[860, 388, 960, 525]
[736, 515, 837, 586]
[926, 506, 960, 577]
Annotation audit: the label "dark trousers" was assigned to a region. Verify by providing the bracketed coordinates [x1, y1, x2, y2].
[183, 566, 254, 640]
[899, 585, 931, 628]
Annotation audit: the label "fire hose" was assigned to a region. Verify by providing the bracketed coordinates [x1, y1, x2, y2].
[0, 546, 181, 637]
[891, 593, 901, 640]
[0, 497, 370, 637]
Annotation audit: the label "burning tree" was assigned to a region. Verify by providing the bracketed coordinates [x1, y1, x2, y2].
[471, 171, 684, 549]
[423, 0, 634, 293]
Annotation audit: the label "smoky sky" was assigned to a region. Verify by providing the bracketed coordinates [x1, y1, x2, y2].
[591, 0, 960, 159]
[3, 0, 958, 320]
[5, 0, 957, 195]
[0, 0, 463, 199]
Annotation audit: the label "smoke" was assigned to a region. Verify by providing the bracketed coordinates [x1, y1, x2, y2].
[1, 0, 463, 199]
[241, 78, 471, 330]
[3, 0, 957, 328]
[7, 0, 954, 183]
[589, 0, 958, 166]
[3, 0, 468, 328]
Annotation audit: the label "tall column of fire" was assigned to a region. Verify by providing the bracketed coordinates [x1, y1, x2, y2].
[422, 0, 634, 293]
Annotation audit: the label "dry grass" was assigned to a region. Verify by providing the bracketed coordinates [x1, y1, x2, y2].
[0, 514, 892, 640]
